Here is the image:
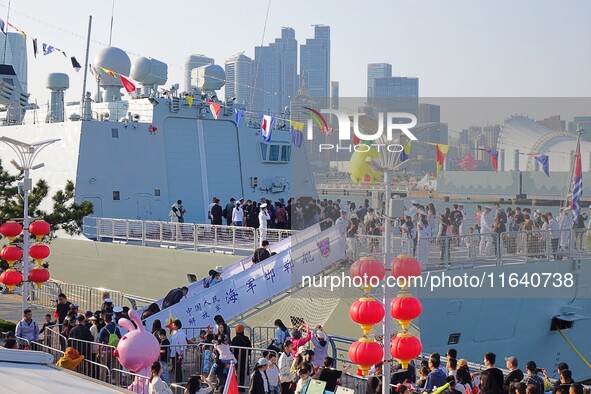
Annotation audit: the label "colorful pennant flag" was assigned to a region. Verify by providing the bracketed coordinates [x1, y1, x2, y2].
[570, 142, 582, 222]
[32, 38, 38, 58]
[288, 119, 304, 131]
[486, 148, 499, 173]
[70, 57, 81, 72]
[534, 155, 549, 177]
[235, 108, 245, 126]
[436, 144, 449, 175]
[42, 43, 54, 56]
[100, 67, 116, 78]
[400, 140, 411, 162]
[186, 95, 194, 108]
[291, 128, 303, 148]
[89, 64, 95, 76]
[208, 102, 221, 119]
[120, 75, 136, 93]
[261, 115, 274, 142]
[7, 22, 26, 39]
[0, 19, 6, 35]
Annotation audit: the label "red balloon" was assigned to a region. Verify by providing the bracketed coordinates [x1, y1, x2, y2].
[350, 297, 385, 335]
[1, 245, 23, 265]
[390, 333, 422, 369]
[350, 256, 385, 292]
[29, 220, 51, 238]
[29, 267, 50, 287]
[391, 254, 422, 279]
[391, 294, 422, 329]
[0, 269, 23, 291]
[1, 221, 23, 241]
[29, 243, 50, 263]
[349, 338, 383, 376]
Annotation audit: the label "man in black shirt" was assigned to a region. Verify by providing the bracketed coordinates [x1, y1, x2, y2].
[55, 293, 72, 325]
[483, 352, 504, 391]
[162, 286, 188, 309]
[549, 363, 569, 394]
[515, 208, 525, 227]
[317, 357, 342, 392]
[211, 198, 223, 225]
[252, 240, 271, 264]
[504, 356, 524, 392]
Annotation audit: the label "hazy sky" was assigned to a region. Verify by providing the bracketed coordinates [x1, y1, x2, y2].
[3, 0, 591, 106]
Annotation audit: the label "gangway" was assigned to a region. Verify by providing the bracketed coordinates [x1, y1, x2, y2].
[144, 223, 347, 330]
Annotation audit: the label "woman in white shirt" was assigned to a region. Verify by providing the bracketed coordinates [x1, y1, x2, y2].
[149, 361, 173, 394]
[232, 202, 244, 226]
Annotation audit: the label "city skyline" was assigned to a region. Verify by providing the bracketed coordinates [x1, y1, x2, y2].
[10, 0, 590, 109]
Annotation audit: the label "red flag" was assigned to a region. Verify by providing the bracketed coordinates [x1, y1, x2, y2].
[208, 102, 221, 119]
[120, 75, 136, 93]
[222, 363, 239, 394]
[435, 144, 449, 175]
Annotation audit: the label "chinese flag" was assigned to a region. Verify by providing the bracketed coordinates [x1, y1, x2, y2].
[120, 75, 136, 93]
[222, 363, 239, 394]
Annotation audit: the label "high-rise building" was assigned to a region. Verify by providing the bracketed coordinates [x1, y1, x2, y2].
[253, 27, 297, 115]
[0, 33, 28, 92]
[537, 115, 564, 131]
[330, 81, 339, 110]
[373, 77, 419, 115]
[367, 63, 392, 99]
[418, 103, 440, 123]
[224, 53, 253, 104]
[300, 25, 330, 105]
[483, 124, 501, 147]
[184, 54, 214, 91]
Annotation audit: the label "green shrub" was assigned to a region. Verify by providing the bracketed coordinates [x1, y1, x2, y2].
[0, 319, 16, 333]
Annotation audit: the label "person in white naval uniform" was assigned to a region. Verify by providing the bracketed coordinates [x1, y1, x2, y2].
[417, 210, 431, 268]
[479, 206, 493, 256]
[458, 204, 467, 236]
[400, 210, 416, 255]
[258, 203, 271, 241]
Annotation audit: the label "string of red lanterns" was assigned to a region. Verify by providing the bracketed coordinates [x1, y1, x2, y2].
[0, 219, 51, 291]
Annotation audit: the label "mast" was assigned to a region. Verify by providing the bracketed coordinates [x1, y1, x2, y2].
[81, 16, 92, 118]
[2, 0, 11, 64]
[565, 126, 584, 211]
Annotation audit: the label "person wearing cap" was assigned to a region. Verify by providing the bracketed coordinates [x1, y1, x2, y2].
[400, 210, 416, 256]
[258, 203, 271, 241]
[311, 325, 329, 366]
[162, 286, 189, 309]
[232, 200, 244, 227]
[15, 308, 39, 346]
[102, 298, 114, 315]
[250, 357, 270, 394]
[504, 356, 524, 390]
[522, 361, 544, 394]
[479, 206, 494, 256]
[231, 324, 252, 388]
[56, 347, 85, 371]
[417, 210, 431, 267]
[205, 267, 223, 288]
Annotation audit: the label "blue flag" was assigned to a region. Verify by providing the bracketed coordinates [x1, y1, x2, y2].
[534, 155, 549, 177]
[42, 43, 55, 56]
[291, 128, 303, 148]
[234, 108, 245, 126]
[0, 19, 6, 35]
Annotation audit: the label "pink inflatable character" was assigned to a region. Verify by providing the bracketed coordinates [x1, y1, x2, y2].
[113, 310, 160, 393]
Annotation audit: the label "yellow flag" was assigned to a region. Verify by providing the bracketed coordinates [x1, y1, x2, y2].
[436, 144, 450, 175]
[289, 120, 304, 131]
[186, 96, 193, 108]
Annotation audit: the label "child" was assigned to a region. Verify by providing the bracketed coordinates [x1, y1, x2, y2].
[465, 227, 477, 260]
[158, 329, 171, 383]
[295, 368, 312, 394]
[207, 334, 237, 382]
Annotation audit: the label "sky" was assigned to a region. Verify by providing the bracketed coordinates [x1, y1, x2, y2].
[3, 0, 591, 107]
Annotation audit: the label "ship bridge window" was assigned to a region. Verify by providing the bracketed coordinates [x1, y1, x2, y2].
[260, 142, 291, 163]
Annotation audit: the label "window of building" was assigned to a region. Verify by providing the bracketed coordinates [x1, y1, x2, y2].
[259, 142, 291, 163]
[112, 191, 120, 200]
[112, 128, 119, 138]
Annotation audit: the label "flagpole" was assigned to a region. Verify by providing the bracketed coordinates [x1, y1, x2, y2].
[81, 15, 92, 119]
[2, 0, 11, 64]
[109, 0, 115, 46]
[565, 126, 583, 210]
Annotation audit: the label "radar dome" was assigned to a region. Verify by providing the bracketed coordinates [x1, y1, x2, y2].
[191, 64, 225, 92]
[46, 73, 69, 91]
[130, 57, 168, 86]
[93, 47, 131, 87]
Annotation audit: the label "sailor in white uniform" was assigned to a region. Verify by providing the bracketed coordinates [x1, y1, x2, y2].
[479, 206, 493, 256]
[258, 203, 271, 241]
[458, 204, 467, 236]
[558, 207, 573, 251]
[417, 210, 431, 268]
[400, 210, 416, 255]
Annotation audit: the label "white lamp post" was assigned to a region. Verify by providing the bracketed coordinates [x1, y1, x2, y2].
[0, 136, 60, 312]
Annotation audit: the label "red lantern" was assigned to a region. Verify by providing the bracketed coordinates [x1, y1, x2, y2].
[350, 256, 386, 293]
[349, 297, 386, 335]
[0, 269, 23, 291]
[390, 333, 422, 369]
[391, 255, 422, 289]
[29, 220, 51, 241]
[1, 245, 23, 267]
[348, 337, 383, 376]
[391, 292, 422, 330]
[0, 221, 23, 243]
[29, 266, 50, 288]
[29, 243, 50, 264]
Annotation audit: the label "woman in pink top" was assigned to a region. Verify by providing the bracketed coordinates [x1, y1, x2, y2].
[290, 325, 312, 357]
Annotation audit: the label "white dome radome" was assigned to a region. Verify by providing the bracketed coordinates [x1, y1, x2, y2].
[130, 57, 167, 86]
[93, 47, 131, 87]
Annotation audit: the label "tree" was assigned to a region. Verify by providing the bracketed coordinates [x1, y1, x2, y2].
[0, 159, 93, 237]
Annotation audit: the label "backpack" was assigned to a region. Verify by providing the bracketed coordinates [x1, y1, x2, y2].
[106, 326, 119, 347]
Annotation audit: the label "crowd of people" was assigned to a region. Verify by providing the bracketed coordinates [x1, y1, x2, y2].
[365, 351, 585, 394]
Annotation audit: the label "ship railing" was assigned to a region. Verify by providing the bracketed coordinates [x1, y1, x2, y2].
[83, 216, 298, 253]
[354, 228, 588, 268]
[28, 279, 155, 312]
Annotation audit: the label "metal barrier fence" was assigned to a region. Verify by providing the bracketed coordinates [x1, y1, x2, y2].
[83, 216, 298, 253]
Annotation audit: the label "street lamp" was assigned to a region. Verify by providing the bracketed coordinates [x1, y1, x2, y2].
[0, 136, 60, 313]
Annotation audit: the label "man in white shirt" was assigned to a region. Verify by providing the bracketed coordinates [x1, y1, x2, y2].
[259, 203, 271, 241]
[169, 319, 188, 383]
[546, 212, 561, 260]
[335, 210, 349, 235]
[479, 206, 493, 256]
